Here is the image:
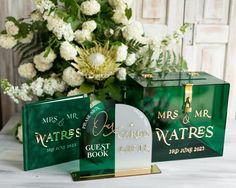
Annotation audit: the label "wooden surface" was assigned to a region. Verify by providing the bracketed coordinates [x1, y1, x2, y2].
[1, 0, 236, 128]
[0, 117, 235, 187]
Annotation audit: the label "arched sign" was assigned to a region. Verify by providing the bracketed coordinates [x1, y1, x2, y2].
[115, 104, 153, 177]
[71, 102, 160, 181]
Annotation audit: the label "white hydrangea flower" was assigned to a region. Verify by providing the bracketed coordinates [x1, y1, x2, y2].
[75, 29, 92, 43]
[3, 85, 21, 103]
[108, 0, 119, 7]
[44, 12, 74, 41]
[43, 76, 66, 96]
[0, 80, 33, 103]
[0, 34, 17, 49]
[19, 83, 32, 101]
[31, 10, 43, 21]
[89, 53, 105, 67]
[43, 13, 55, 30]
[18, 63, 37, 79]
[108, 0, 133, 9]
[37, 49, 56, 64]
[108, 0, 125, 9]
[122, 21, 144, 40]
[53, 77, 67, 93]
[125, 53, 136, 66]
[43, 78, 56, 96]
[19, 32, 34, 44]
[34, 62, 53, 72]
[5, 21, 19, 36]
[81, 0, 101, 16]
[116, 67, 127, 81]
[45, 50, 56, 63]
[109, 29, 115, 35]
[67, 88, 81, 97]
[104, 28, 114, 37]
[82, 20, 97, 32]
[112, 9, 129, 25]
[62, 67, 85, 87]
[62, 23, 75, 42]
[116, 44, 128, 62]
[57, 1, 65, 8]
[35, 0, 55, 14]
[30, 77, 44, 97]
[9, 83, 32, 102]
[60, 41, 77, 61]
[34, 57, 53, 72]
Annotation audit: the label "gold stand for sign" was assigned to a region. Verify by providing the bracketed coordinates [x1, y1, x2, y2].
[71, 164, 161, 181]
[115, 164, 161, 177]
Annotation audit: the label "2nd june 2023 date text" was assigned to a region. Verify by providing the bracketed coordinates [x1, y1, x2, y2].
[169, 146, 205, 155]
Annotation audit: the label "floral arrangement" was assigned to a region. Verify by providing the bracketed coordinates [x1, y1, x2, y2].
[0, 0, 189, 104]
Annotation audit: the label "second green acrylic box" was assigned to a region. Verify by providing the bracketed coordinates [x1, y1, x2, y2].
[126, 72, 230, 162]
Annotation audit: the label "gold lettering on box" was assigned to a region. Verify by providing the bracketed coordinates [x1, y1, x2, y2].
[157, 110, 179, 120]
[157, 109, 212, 120]
[155, 126, 214, 146]
[195, 110, 212, 118]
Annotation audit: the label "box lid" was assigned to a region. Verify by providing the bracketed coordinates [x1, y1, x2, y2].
[128, 72, 229, 87]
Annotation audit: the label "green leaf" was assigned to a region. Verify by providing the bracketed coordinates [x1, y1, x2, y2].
[104, 76, 115, 87]
[127, 39, 146, 54]
[50, 0, 57, 4]
[172, 51, 177, 64]
[1, 30, 7, 34]
[96, 88, 107, 101]
[63, 0, 80, 18]
[17, 22, 31, 38]
[5, 17, 31, 38]
[55, 9, 69, 19]
[180, 23, 190, 33]
[82, 41, 95, 48]
[156, 52, 164, 65]
[108, 83, 122, 102]
[111, 41, 123, 46]
[165, 50, 171, 63]
[66, 16, 81, 31]
[180, 56, 188, 70]
[31, 20, 47, 31]
[154, 50, 188, 73]
[44, 47, 51, 57]
[80, 83, 95, 94]
[6, 16, 17, 23]
[53, 60, 70, 74]
[54, 92, 67, 98]
[125, 8, 132, 20]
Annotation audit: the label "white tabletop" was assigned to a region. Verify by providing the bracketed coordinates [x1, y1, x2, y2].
[0, 118, 236, 188]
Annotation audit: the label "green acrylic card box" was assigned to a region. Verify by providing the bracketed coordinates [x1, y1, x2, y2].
[126, 72, 230, 162]
[22, 95, 90, 171]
